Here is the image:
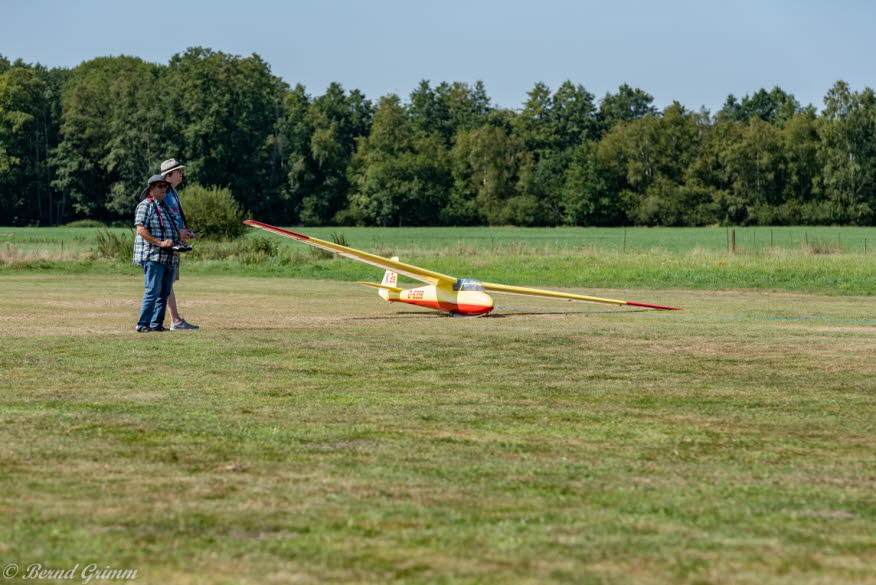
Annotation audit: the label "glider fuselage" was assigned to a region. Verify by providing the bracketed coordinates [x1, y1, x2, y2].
[388, 283, 494, 316]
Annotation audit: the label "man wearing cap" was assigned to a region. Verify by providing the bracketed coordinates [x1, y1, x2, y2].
[159, 158, 199, 330]
[134, 175, 180, 332]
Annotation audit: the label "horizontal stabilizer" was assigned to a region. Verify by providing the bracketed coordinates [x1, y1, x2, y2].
[357, 281, 404, 293]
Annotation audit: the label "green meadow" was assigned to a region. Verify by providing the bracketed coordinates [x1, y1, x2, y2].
[1, 227, 875, 584]
[2, 226, 875, 295]
[3, 225, 874, 254]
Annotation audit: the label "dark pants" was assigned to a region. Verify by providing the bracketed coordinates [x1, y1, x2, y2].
[137, 261, 176, 328]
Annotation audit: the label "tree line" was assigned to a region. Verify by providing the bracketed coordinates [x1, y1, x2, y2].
[1, 48, 874, 227]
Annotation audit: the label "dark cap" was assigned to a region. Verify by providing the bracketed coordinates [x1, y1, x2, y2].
[139, 175, 171, 201]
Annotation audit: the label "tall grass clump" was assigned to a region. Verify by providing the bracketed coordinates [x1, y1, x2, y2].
[179, 184, 246, 240]
[802, 237, 845, 255]
[310, 232, 350, 259]
[0, 242, 20, 264]
[93, 229, 134, 263]
[188, 237, 279, 264]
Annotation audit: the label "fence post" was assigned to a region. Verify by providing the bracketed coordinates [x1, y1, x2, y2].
[731, 229, 736, 254]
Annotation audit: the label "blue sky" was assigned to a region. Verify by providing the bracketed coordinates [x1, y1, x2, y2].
[2, 0, 874, 112]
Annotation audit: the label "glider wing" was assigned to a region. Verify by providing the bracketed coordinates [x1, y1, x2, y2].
[481, 282, 682, 310]
[243, 220, 458, 286]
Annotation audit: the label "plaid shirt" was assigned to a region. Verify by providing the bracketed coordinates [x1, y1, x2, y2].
[133, 197, 180, 266]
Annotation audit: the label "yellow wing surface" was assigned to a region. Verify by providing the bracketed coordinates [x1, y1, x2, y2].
[481, 282, 628, 306]
[242, 220, 457, 286]
[481, 282, 679, 310]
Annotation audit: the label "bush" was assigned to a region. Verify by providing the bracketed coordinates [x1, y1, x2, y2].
[629, 181, 719, 227]
[66, 219, 107, 228]
[178, 184, 247, 240]
[499, 196, 540, 226]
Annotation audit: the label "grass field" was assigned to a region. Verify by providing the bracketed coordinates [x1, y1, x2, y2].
[3, 225, 875, 255]
[2, 226, 876, 296]
[1, 270, 874, 584]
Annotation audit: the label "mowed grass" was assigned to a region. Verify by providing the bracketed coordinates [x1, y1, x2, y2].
[1, 274, 874, 584]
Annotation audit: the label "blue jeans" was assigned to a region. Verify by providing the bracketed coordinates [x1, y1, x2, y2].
[137, 261, 176, 328]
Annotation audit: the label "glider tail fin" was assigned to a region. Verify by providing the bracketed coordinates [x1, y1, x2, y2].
[378, 258, 400, 301]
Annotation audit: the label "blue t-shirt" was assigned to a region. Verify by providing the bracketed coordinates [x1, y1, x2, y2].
[163, 187, 186, 229]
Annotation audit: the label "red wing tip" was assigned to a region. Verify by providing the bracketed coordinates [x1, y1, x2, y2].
[626, 302, 683, 311]
[243, 220, 309, 240]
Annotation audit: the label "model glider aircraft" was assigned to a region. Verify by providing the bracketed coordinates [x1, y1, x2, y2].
[244, 220, 681, 316]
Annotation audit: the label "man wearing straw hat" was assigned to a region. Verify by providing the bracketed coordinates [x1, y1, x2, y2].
[159, 158, 199, 330]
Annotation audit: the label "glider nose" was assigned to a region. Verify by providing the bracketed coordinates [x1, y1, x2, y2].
[456, 291, 494, 316]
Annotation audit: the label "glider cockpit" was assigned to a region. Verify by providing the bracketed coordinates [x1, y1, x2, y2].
[453, 279, 485, 292]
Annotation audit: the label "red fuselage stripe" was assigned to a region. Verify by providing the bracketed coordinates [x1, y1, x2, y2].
[391, 299, 493, 315]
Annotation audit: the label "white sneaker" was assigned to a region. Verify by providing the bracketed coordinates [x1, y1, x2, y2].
[170, 319, 199, 330]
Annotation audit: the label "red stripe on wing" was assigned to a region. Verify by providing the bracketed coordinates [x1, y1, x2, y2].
[626, 301, 682, 311]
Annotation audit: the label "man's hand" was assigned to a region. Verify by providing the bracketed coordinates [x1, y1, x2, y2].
[136, 225, 174, 249]
[179, 228, 196, 240]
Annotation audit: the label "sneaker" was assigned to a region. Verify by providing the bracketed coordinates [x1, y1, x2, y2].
[170, 319, 199, 330]
[149, 325, 167, 332]
[136, 325, 151, 333]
